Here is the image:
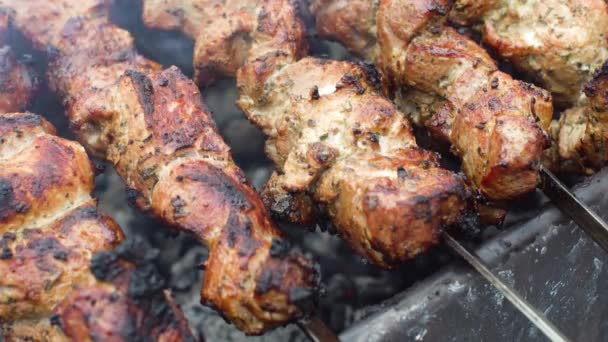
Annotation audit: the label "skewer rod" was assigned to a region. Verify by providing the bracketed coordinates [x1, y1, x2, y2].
[540, 166, 608, 252]
[298, 315, 341, 342]
[444, 233, 570, 342]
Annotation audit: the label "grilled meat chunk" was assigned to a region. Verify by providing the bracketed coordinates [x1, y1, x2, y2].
[0, 0, 318, 334]
[545, 63, 608, 174]
[0, 113, 122, 322]
[443, 0, 608, 174]
[0, 9, 36, 113]
[450, 0, 608, 108]
[68, 66, 318, 334]
[312, 0, 553, 204]
[0, 113, 194, 341]
[239, 57, 469, 268]
[55, 239, 196, 342]
[56, 284, 192, 342]
[142, 0, 307, 86]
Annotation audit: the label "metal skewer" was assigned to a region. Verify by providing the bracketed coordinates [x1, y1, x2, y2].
[539, 166, 608, 252]
[298, 166, 607, 342]
[298, 315, 341, 342]
[297, 232, 571, 342]
[444, 233, 570, 342]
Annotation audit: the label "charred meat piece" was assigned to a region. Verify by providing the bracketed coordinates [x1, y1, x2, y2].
[0, 0, 318, 334]
[311, 0, 553, 205]
[67, 65, 319, 335]
[55, 238, 196, 342]
[239, 57, 469, 268]
[0, 113, 195, 341]
[545, 62, 608, 174]
[449, 0, 608, 108]
[444, 0, 608, 174]
[0, 113, 121, 324]
[142, 0, 308, 86]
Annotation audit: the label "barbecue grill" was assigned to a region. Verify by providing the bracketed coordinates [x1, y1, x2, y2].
[2, 0, 608, 341]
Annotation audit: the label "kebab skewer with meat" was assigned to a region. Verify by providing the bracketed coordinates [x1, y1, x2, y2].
[1, 10, 196, 341]
[0, 0, 318, 335]
[241, 57, 469, 267]
[441, 0, 608, 175]
[0, 112, 195, 341]
[143, 0, 552, 222]
[142, 0, 471, 267]
[133, 11, 600, 338]
[311, 0, 553, 214]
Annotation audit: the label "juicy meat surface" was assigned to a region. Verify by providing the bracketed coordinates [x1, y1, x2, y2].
[239, 57, 469, 268]
[0, 113, 194, 341]
[446, 0, 608, 175]
[0, 0, 318, 334]
[55, 239, 196, 342]
[312, 0, 553, 205]
[56, 285, 192, 342]
[545, 63, 608, 174]
[0, 113, 122, 323]
[142, 0, 308, 86]
[452, 0, 608, 108]
[68, 66, 318, 333]
[0, 9, 36, 113]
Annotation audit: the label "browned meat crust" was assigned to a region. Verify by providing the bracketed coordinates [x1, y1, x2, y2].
[312, 0, 553, 205]
[0, 113, 195, 341]
[545, 62, 608, 174]
[0, 9, 36, 113]
[0, 113, 121, 323]
[448, 0, 608, 108]
[56, 286, 193, 342]
[442, 0, 608, 175]
[67, 64, 318, 334]
[142, 0, 308, 86]
[0, 0, 318, 334]
[55, 239, 196, 342]
[239, 57, 469, 268]
[141, 0, 470, 267]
